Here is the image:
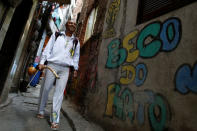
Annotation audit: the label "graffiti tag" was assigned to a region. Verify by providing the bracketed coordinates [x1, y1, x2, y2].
[103, 0, 121, 38]
[105, 83, 170, 131]
[175, 62, 197, 94]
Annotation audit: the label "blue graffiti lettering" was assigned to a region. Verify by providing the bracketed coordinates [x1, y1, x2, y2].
[135, 63, 148, 86]
[175, 63, 197, 94]
[160, 18, 181, 51]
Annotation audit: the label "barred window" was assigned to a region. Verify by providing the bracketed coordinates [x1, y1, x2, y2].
[137, 0, 196, 24]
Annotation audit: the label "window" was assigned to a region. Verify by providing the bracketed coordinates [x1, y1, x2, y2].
[137, 0, 196, 24]
[84, 7, 98, 43]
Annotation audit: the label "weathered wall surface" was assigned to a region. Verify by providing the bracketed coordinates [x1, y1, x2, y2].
[0, 0, 36, 103]
[67, 0, 108, 108]
[86, 1, 197, 131]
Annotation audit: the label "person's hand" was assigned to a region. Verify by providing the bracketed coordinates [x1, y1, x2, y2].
[38, 64, 45, 71]
[73, 70, 77, 78]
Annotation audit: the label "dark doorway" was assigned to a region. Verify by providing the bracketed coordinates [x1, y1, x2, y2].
[0, 0, 33, 95]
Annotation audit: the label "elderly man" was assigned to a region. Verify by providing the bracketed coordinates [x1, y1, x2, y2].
[37, 20, 80, 130]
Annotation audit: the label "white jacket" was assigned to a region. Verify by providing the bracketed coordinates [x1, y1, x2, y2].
[40, 32, 80, 70]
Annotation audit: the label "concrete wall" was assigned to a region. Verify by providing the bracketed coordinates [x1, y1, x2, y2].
[76, 0, 96, 45]
[86, 1, 197, 131]
[67, 0, 108, 106]
[0, 1, 7, 21]
[0, 0, 23, 50]
[0, 2, 15, 50]
[0, 0, 37, 103]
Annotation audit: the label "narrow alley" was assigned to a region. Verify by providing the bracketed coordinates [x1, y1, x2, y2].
[0, 0, 197, 131]
[0, 87, 73, 131]
[0, 80, 103, 131]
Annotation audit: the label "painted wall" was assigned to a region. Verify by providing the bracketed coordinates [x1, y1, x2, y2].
[86, 1, 197, 131]
[66, 0, 107, 108]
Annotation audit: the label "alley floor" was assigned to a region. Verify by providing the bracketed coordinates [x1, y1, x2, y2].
[0, 86, 72, 131]
[0, 82, 104, 131]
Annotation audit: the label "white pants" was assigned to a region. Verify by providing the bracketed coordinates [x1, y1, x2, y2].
[38, 63, 69, 124]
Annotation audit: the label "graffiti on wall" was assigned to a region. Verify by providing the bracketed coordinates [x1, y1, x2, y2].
[175, 62, 197, 94]
[106, 17, 182, 69]
[104, 17, 182, 130]
[76, 38, 100, 95]
[103, 0, 121, 39]
[120, 63, 147, 86]
[105, 83, 171, 131]
[86, 59, 98, 93]
[105, 17, 181, 86]
[66, 36, 100, 109]
[106, 38, 127, 68]
[137, 18, 181, 58]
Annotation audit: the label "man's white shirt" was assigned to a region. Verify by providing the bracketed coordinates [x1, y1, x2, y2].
[40, 32, 80, 70]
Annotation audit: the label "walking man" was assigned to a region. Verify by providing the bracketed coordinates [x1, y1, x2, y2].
[37, 20, 80, 130]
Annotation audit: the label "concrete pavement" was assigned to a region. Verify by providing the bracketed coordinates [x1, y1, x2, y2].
[0, 87, 72, 131]
[61, 98, 104, 131]
[0, 80, 104, 131]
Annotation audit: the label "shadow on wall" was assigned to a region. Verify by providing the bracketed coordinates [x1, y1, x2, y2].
[66, 34, 100, 111]
[0, 0, 33, 95]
